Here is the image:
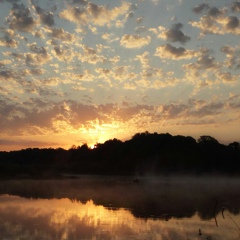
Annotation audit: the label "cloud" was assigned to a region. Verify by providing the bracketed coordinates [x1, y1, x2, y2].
[155, 44, 198, 60]
[71, 0, 88, 5]
[17, 68, 45, 77]
[116, 104, 155, 122]
[28, 43, 47, 54]
[226, 16, 239, 30]
[87, 3, 106, 19]
[0, 59, 12, 67]
[221, 45, 240, 69]
[0, 100, 97, 135]
[141, 67, 164, 80]
[231, 1, 240, 12]
[120, 34, 151, 48]
[158, 99, 227, 121]
[0, 138, 58, 148]
[188, 101, 224, 118]
[112, 65, 136, 81]
[0, 32, 18, 48]
[0, 98, 156, 137]
[59, 2, 130, 27]
[1, 0, 20, 2]
[25, 51, 52, 67]
[61, 70, 94, 82]
[34, 29, 45, 38]
[192, 3, 209, 14]
[49, 28, 76, 43]
[190, 4, 240, 35]
[126, 11, 134, 19]
[216, 71, 239, 84]
[109, 56, 120, 64]
[95, 68, 110, 78]
[34, 5, 55, 26]
[135, 74, 177, 90]
[29, 68, 45, 75]
[102, 33, 119, 43]
[183, 54, 222, 83]
[135, 26, 147, 33]
[82, 45, 106, 64]
[136, 17, 143, 24]
[1, 66, 57, 95]
[0, 28, 22, 48]
[207, 7, 222, 17]
[0, 92, 236, 141]
[6, 3, 37, 32]
[195, 54, 217, 69]
[59, 6, 87, 25]
[158, 23, 191, 44]
[135, 51, 150, 68]
[160, 103, 187, 119]
[0, 69, 15, 80]
[40, 77, 61, 87]
[52, 45, 75, 62]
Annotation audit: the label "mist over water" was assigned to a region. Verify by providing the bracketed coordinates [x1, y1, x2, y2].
[0, 176, 240, 239]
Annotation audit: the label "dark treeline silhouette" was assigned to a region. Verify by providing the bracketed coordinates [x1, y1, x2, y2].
[0, 132, 240, 178]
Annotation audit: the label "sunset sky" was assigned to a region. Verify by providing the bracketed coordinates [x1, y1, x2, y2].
[0, 0, 240, 151]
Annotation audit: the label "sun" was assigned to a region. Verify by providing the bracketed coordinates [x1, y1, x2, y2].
[89, 145, 96, 149]
[84, 120, 123, 145]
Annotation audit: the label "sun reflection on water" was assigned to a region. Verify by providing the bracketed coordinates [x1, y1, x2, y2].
[0, 194, 240, 240]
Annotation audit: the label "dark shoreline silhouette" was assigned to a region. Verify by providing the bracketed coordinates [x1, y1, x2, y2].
[0, 132, 240, 178]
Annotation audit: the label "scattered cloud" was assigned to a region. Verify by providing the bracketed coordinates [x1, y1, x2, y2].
[135, 26, 147, 33]
[0, 35, 18, 48]
[135, 51, 150, 68]
[155, 44, 198, 60]
[25, 51, 52, 67]
[216, 71, 239, 83]
[6, 3, 37, 32]
[120, 34, 151, 48]
[136, 17, 143, 24]
[231, 1, 240, 12]
[52, 45, 75, 62]
[158, 23, 191, 44]
[183, 49, 221, 80]
[221, 45, 240, 69]
[59, 2, 130, 27]
[49, 28, 76, 43]
[192, 3, 209, 14]
[33, 5, 55, 26]
[190, 4, 240, 36]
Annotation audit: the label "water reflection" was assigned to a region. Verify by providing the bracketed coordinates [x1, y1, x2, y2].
[0, 177, 240, 239]
[0, 194, 240, 240]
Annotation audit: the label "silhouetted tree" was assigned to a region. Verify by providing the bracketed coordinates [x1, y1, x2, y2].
[0, 132, 240, 178]
[228, 142, 240, 152]
[197, 136, 219, 145]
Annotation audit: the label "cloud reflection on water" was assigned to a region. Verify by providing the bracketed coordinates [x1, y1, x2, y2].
[0, 194, 240, 240]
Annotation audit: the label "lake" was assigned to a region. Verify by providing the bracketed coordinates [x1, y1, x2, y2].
[0, 176, 240, 239]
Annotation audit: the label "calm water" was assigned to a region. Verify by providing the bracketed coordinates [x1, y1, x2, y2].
[0, 176, 240, 240]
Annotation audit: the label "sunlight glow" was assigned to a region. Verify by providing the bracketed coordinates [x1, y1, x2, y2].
[1, 195, 240, 239]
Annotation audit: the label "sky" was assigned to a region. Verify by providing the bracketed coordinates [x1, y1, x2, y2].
[0, 0, 240, 151]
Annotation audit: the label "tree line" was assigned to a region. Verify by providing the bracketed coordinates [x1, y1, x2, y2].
[0, 132, 240, 178]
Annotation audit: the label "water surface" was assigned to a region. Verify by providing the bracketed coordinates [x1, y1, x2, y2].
[0, 176, 240, 239]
